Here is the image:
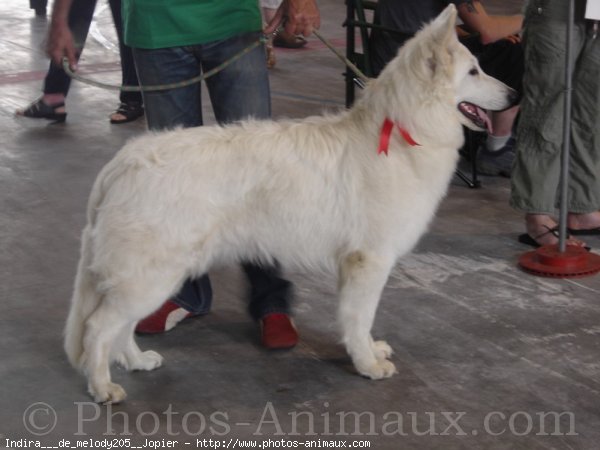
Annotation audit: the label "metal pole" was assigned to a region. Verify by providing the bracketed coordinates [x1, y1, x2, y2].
[558, 0, 575, 253]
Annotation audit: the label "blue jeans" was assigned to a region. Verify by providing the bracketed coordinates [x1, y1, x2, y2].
[133, 32, 270, 128]
[132, 32, 292, 319]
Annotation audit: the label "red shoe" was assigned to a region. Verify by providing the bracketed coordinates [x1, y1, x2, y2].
[260, 313, 299, 349]
[135, 300, 198, 334]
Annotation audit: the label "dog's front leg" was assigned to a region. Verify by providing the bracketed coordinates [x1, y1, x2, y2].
[113, 323, 164, 372]
[338, 251, 397, 380]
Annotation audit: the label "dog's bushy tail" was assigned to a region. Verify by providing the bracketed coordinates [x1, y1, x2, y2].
[65, 154, 129, 368]
[64, 226, 101, 370]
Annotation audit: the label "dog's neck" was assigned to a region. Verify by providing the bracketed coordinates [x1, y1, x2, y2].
[377, 118, 420, 156]
[346, 90, 421, 146]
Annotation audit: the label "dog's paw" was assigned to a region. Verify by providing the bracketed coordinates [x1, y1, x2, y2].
[89, 382, 127, 404]
[357, 359, 397, 380]
[116, 350, 164, 372]
[372, 340, 393, 360]
[131, 350, 163, 371]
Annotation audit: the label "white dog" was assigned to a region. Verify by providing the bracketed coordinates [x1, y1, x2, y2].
[65, 5, 516, 403]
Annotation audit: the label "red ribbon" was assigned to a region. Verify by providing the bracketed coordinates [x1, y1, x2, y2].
[377, 118, 395, 156]
[399, 127, 420, 146]
[377, 118, 420, 155]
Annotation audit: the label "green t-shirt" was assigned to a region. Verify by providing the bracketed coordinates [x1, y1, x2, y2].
[123, 0, 263, 49]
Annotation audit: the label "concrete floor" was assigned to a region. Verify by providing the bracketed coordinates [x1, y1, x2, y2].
[2, 1, 600, 449]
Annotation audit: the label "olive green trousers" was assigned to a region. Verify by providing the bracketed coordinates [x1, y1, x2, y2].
[510, 0, 600, 214]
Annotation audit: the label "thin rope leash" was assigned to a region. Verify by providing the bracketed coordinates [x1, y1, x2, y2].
[62, 30, 369, 92]
[62, 36, 265, 92]
[312, 29, 368, 83]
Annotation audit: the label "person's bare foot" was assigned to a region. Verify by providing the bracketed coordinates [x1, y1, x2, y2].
[567, 211, 600, 232]
[524, 214, 586, 247]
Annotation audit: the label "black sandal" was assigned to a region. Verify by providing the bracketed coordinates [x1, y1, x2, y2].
[518, 225, 591, 251]
[110, 101, 144, 124]
[16, 97, 66, 122]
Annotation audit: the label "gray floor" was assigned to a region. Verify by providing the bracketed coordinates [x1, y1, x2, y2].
[2, 1, 600, 449]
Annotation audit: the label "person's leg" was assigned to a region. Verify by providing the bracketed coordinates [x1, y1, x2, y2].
[132, 46, 212, 333]
[132, 46, 203, 129]
[511, 1, 587, 246]
[45, 0, 97, 96]
[466, 39, 523, 176]
[243, 263, 292, 321]
[108, 0, 143, 123]
[566, 17, 600, 232]
[17, 0, 97, 119]
[511, 7, 566, 217]
[202, 32, 296, 347]
[483, 40, 522, 144]
[30, 0, 48, 16]
[202, 31, 271, 123]
[475, 39, 524, 102]
[489, 106, 519, 141]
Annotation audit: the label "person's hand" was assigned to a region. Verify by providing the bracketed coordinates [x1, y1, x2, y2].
[264, 0, 320, 38]
[46, 20, 78, 70]
[503, 34, 521, 44]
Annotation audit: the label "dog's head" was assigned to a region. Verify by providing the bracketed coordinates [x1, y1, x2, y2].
[375, 5, 518, 134]
[434, 6, 519, 132]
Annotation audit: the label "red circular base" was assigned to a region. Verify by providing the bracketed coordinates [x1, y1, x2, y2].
[519, 244, 600, 278]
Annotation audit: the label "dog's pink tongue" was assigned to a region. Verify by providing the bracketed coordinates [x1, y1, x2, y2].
[477, 107, 493, 134]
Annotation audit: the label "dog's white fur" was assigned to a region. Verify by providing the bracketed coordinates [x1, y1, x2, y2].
[65, 5, 515, 403]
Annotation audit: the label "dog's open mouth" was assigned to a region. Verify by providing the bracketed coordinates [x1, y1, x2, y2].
[458, 102, 492, 132]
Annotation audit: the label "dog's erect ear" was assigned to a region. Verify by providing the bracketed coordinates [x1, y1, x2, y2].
[430, 4, 458, 46]
[423, 4, 458, 78]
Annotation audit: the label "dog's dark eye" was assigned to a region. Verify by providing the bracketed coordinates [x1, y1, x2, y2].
[469, 68, 479, 76]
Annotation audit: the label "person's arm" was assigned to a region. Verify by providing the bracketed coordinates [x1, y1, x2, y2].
[46, 0, 77, 68]
[457, 0, 523, 45]
[264, 0, 320, 38]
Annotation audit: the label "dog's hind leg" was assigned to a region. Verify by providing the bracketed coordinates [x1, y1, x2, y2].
[81, 302, 131, 403]
[81, 267, 185, 403]
[338, 251, 397, 380]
